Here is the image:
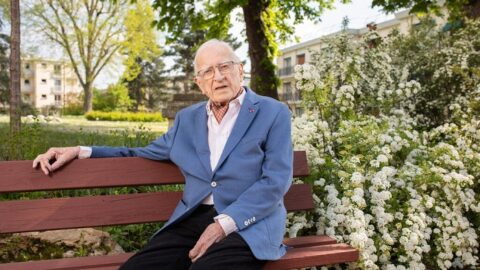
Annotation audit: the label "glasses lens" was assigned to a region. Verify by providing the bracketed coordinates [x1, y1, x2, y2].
[218, 62, 234, 73]
[198, 61, 236, 79]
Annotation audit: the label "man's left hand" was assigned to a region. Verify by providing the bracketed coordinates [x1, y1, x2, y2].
[189, 220, 226, 262]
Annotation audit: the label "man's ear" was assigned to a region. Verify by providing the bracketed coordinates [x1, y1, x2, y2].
[238, 63, 244, 80]
[194, 77, 205, 94]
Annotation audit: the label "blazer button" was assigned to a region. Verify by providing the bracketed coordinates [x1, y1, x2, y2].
[211, 181, 217, 187]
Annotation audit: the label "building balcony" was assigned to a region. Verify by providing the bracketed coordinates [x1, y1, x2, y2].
[50, 86, 62, 94]
[278, 66, 294, 77]
[279, 92, 302, 103]
[21, 86, 32, 92]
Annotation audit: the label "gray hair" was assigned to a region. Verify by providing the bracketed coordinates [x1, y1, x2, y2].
[193, 39, 241, 73]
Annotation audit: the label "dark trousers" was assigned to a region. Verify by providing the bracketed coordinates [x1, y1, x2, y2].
[119, 205, 266, 270]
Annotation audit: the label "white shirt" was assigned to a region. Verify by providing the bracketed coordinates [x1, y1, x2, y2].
[78, 89, 246, 236]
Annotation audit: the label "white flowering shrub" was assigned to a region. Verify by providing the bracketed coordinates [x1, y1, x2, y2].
[289, 19, 480, 270]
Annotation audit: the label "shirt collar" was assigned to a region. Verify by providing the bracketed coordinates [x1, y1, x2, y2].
[206, 87, 246, 115]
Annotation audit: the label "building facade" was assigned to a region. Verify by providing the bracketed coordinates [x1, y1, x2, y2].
[21, 58, 83, 114]
[276, 10, 446, 116]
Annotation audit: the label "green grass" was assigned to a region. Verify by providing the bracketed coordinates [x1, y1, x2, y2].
[0, 114, 168, 135]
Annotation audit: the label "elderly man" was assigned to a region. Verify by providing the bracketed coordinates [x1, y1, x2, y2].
[33, 39, 293, 270]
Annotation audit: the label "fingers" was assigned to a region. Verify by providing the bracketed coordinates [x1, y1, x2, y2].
[39, 157, 52, 175]
[189, 242, 204, 263]
[189, 222, 226, 262]
[32, 148, 63, 175]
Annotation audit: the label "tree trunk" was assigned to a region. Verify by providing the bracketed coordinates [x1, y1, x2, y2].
[83, 82, 93, 112]
[9, 0, 21, 135]
[242, 1, 279, 99]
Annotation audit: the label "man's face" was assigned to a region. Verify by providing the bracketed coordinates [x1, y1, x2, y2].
[194, 46, 244, 104]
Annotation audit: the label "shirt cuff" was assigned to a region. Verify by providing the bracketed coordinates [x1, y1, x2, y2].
[214, 214, 238, 236]
[78, 146, 92, 159]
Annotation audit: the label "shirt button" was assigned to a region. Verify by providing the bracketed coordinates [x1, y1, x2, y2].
[211, 181, 217, 187]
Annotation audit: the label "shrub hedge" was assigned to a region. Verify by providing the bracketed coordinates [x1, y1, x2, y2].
[85, 111, 164, 122]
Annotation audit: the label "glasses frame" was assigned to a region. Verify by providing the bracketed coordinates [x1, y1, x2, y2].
[195, 61, 240, 80]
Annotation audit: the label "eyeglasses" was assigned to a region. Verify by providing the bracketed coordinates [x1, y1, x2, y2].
[196, 61, 239, 80]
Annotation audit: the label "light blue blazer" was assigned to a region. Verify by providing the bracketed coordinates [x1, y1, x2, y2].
[91, 87, 293, 260]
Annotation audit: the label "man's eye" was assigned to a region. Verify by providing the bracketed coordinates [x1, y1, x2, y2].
[218, 64, 230, 71]
[203, 68, 214, 76]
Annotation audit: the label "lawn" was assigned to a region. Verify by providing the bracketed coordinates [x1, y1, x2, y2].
[0, 114, 167, 161]
[0, 114, 168, 135]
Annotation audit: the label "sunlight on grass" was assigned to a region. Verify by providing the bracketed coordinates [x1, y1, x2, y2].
[0, 114, 168, 135]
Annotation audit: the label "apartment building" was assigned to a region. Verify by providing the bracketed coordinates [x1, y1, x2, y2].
[276, 10, 447, 116]
[21, 58, 83, 114]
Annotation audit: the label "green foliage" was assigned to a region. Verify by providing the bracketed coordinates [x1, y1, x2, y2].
[93, 84, 133, 112]
[63, 92, 84, 116]
[0, 235, 65, 262]
[85, 111, 164, 122]
[371, 0, 477, 20]
[151, 0, 349, 98]
[121, 0, 160, 82]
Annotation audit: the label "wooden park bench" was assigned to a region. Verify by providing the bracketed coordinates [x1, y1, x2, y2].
[0, 151, 359, 269]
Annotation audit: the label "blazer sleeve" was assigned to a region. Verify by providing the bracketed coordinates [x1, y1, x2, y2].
[90, 113, 181, 160]
[220, 105, 293, 231]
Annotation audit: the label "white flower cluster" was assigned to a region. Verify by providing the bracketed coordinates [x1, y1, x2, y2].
[288, 113, 480, 269]
[287, 19, 480, 269]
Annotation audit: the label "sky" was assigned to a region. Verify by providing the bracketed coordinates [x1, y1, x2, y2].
[97, 0, 396, 88]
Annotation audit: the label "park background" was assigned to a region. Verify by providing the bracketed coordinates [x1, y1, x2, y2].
[0, 0, 479, 269]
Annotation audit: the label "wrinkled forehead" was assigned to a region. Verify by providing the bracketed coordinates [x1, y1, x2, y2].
[194, 44, 236, 72]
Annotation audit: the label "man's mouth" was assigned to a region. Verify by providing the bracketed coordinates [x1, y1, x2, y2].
[214, 85, 228, 91]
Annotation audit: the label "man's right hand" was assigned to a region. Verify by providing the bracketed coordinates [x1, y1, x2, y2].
[33, 147, 80, 175]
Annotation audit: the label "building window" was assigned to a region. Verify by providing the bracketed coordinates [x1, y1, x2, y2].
[25, 64, 30, 69]
[296, 54, 305, 65]
[283, 57, 291, 67]
[283, 82, 292, 100]
[295, 107, 304, 116]
[24, 79, 30, 85]
[55, 95, 61, 101]
[41, 94, 47, 99]
[54, 65, 61, 75]
[41, 63, 47, 68]
[55, 80, 61, 86]
[41, 79, 47, 84]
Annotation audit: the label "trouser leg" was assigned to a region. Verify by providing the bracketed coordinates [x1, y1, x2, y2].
[119, 205, 216, 270]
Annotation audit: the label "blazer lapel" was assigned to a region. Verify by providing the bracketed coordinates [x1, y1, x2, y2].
[213, 88, 259, 172]
[194, 105, 213, 179]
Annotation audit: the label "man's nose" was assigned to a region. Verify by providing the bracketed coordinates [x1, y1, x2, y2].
[213, 67, 225, 81]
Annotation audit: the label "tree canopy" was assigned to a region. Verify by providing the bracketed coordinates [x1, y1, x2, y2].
[151, 0, 349, 99]
[27, 0, 127, 112]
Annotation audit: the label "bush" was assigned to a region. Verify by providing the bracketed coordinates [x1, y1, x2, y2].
[93, 84, 132, 112]
[85, 111, 164, 122]
[289, 19, 480, 269]
[63, 92, 84, 116]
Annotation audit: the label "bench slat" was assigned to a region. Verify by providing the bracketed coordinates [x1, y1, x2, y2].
[0, 236, 346, 270]
[0, 184, 313, 234]
[0, 151, 310, 193]
[262, 243, 359, 270]
[283, 235, 336, 248]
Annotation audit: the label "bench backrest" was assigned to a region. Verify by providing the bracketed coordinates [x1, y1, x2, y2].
[0, 151, 311, 234]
